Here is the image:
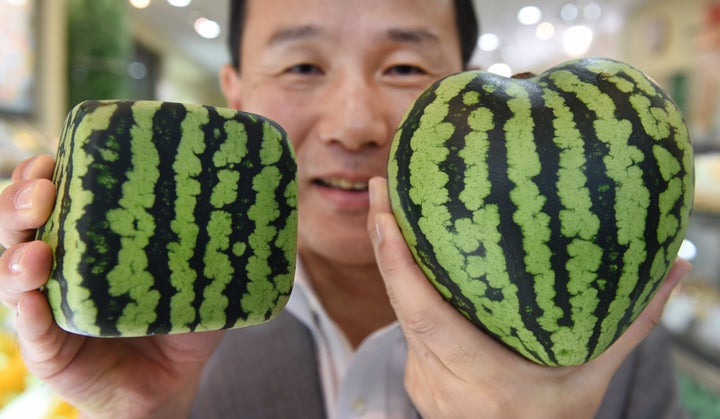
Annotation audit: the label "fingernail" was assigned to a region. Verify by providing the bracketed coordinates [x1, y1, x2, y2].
[14, 183, 34, 210]
[8, 244, 26, 273]
[671, 258, 692, 277]
[21, 156, 38, 179]
[676, 259, 693, 280]
[374, 215, 385, 245]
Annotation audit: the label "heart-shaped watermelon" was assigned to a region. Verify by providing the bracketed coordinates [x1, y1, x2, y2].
[388, 57, 694, 366]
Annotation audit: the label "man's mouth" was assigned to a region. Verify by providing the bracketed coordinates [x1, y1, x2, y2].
[315, 177, 369, 192]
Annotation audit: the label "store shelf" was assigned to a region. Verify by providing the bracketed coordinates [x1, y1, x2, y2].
[673, 343, 720, 418]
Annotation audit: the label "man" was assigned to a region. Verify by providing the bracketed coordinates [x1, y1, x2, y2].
[0, 0, 691, 417]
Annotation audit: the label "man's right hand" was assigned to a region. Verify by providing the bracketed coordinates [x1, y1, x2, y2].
[0, 156, 223, 418]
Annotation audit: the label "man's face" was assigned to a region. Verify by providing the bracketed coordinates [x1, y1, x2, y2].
[222, 0, 464, 268]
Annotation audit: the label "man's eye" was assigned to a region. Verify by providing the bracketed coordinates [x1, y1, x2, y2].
[286, 63, 322, 75]
[386, 64, 426, 76]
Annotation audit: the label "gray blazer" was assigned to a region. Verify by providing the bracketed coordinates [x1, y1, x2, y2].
[190, 311, 687, 418]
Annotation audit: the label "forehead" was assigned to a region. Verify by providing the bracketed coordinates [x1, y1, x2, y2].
[240, 0, 460, 54]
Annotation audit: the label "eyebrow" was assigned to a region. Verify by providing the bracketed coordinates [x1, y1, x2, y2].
[268, 25, 323, 47]
[267, 25, 441, 48]
[384, 28, 441, 46]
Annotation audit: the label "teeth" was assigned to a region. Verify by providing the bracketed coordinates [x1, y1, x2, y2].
[323, 177, 368, 191]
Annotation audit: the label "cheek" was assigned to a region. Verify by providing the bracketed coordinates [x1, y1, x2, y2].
[241, 90, 312, 149]
[388, 92, 424, 128]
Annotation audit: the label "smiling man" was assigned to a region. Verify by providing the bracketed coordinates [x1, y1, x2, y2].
[0, 0, 690, 418]
[219, 0, 467, 351]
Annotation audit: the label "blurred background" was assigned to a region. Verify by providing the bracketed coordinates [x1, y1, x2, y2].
[0, 0, 719, 417]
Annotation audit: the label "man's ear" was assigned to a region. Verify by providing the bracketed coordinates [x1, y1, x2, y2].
[220, 64, 243, 110]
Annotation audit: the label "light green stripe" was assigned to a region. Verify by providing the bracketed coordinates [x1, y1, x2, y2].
[550, 69, 647, 351]
[199, 115, 249, 327]
[504, 83, 561, 336]
[587, 60, 658, 97]
[105, 102, 162, 335]
[417, 75, 553, 364]
[401, 74, 555, 364]
[654, 146, 682, 243]
[458, 106, 493, 211]
[162, 104, 208, 331]
[405, 75, 468, 298]
[541, 88, 600, 240]
[43, 106, 80, 261]
[455, 104, 523, 345]
[665, 98, 695, 240]
[59, 103, 119, 335]
[631, 97, 693, 321]
[274, 177, 298, 298]
[407, 73, 474, 209]
[43, 105, 81, 331]
[199, 209, 234, 326]
[390, 74, 475, 286]
[241, 121, 284, 322]
[540, 86, 602, 362]
[451, 103, 496, 307]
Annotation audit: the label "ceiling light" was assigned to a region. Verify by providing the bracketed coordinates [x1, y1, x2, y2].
[194, 17, 221, 39]
[563, 25, 593, 56]
[560, 4, 578, 22]
[536, 22, 555, 40]
[518, 6, 542, 25]
[678, 239, 697, 261]
[129, 0, 151, 9]
[479, 33, 500, 51]
[167, 0, 191, 7]
[584, 2, 602, 21]
[488, 63, 512, 77]
[128, 61, 148, 80]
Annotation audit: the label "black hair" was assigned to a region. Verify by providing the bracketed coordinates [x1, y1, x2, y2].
[228, 0, 479, 70]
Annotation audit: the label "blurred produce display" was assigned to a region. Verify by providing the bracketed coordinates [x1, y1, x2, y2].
[0, 307, 78, 418]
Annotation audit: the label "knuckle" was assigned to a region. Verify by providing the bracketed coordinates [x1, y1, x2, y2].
[402, 308, 442, 337]
[0, 294, 19, 311]
[11, 155, 55, 182]
[0, 242, 47, 309]
[0, 222, 34, 250]
[0, 180, 54, 249]
[0, 283, 20, 312]
[449, 345, 477, 365]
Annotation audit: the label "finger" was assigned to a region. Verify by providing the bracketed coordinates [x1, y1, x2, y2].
[368, 177, 445, 318]
[0, 240, 53, 309]
[368, 178, 516, 368]
[11, 155, 56, 182]
[0, 178, 56, 248]
[595, 258, 691, 366]
[15, 289, 83, 380]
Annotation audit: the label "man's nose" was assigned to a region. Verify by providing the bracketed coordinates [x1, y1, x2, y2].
[315, 73, 391, 152]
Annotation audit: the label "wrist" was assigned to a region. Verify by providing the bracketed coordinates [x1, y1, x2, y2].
[76, 377, 200, 419]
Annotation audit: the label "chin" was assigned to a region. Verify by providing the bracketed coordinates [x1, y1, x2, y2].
[298, 228, 376, 267]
